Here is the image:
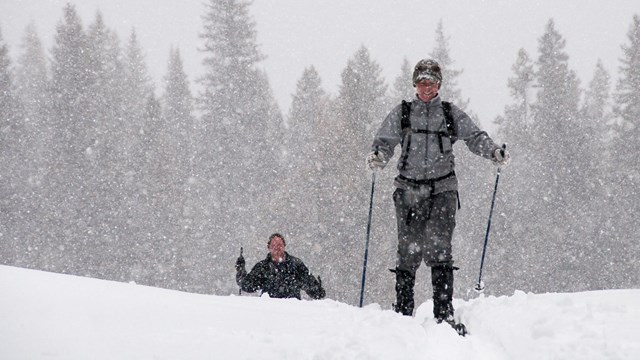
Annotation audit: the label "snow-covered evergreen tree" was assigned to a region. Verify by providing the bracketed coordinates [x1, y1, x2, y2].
[528, 19, 586, 291]
[121, 29, 153, 164]
[430, 20, 469, 110]
[614, 15, 640, 137]
[10, 23, 51, 269]
[111, 28, 156, 283]
[0, 26, 23, 267]
[488, 49, 536, 295]
[496, 49, 535, 146]
[85, 11, 126, 165]
[0, 26, 20, 165]
[390, 57, 414, 103]
[162, 48, 195, 179]
[50, 4, 91, 159]
[336, 46, 389, 154]
[322, 45, 390, 304]
[576, 60, 617, 289]
[277, 66, 331, 278]
[611, 14, 640, 288]
[82, 12, 129, 280]
[156, 48, 197, 291]
[48, 4, 95, 273]
[197, 0, 284, 294]
[14, 23, 49, 179]
[281, 66, 328, 235]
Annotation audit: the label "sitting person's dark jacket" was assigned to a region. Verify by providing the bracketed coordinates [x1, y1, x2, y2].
[235, 233, 325, 300]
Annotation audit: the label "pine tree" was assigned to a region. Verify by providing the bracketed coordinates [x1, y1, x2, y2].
[0, 25, 23, 266]
[121, 29, 153, 165]
[11, 23, 53, 270]
[158, 48, 196, 290]
[50, 4, 92, 161]
[580, 60, 612, 183]
[323, 45, 390, 304]
[611, 14, 640, 288]
[48, 3, 95, 274]
[86, 11, 126, 165]
[614, 15, 640, 136]
[487, 48, 536, 295]
[390, 57, 414, 103]
[0, 25, 19, 159]
[105, 28, 156, 283]
[574, 60, 616, 289]
[527, 19, 585, 292]
[163, 48, 195, 179]
[336, 46, 389, 149]
[14, 22, 49, 172]
[196, 0, 283, 294]
[81, 12, 130, 280]
[496, 49, 535, 146]
[198, 0, 264, 122]
[277, 66, 330, 276]
[141, 93, 169, 284]
[283, 66, 328, 214]
[0, 28, 18, 134]
[430, 20, 469, 110]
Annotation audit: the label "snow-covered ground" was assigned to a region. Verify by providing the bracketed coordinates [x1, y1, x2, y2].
[1, 265, 638, 360]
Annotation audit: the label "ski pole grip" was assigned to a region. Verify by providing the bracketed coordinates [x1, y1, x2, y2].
[500, 144, 507, 158]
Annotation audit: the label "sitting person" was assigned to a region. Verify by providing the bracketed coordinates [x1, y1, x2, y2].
[235, 233, 325, 300]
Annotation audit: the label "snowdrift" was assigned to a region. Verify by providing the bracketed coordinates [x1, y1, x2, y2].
[1, 265, 638, 359]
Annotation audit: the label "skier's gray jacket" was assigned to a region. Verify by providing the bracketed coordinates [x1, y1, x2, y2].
[371, 95, 500, 193]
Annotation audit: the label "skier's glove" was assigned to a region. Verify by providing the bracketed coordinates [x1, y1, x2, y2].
[492, 147, 510, 166]
[235, 255, 245, 271]
[366, 151, 386, 170]
[315, 276, 326, 300]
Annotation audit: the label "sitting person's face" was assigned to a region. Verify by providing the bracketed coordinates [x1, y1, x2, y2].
[268, 236, 285, 262]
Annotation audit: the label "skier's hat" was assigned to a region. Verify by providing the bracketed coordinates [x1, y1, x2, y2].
[413, 59, 442, 86]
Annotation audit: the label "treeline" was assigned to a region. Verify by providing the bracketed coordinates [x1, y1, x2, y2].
[0, 1, 638, 305]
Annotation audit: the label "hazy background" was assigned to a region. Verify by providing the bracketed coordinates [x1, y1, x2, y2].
[2, 0, 638, 127]
[1, 0, 639, 307]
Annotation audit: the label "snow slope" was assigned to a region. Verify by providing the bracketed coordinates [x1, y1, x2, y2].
[1, 265, 638, 360]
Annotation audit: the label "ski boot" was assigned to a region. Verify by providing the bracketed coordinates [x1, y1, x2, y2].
[432, 264, 468, 336]
[390, 268, 415, 316]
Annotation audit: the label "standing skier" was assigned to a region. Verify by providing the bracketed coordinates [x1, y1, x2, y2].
[366, 59, 509, 335]
[235, 233, 326, 300]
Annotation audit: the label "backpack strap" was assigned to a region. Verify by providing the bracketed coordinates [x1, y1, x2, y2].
[401, 100, 411, 131]
[399, 101, 412, 168]
[441, 101, 455, 138]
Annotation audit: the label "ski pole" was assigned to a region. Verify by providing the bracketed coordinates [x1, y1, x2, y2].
[474, 144, 506, 293]
[359, 148, 378, 307]
[238, 247, 243, 295]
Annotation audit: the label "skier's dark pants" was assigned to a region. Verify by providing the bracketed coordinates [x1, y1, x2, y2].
[431, 263, 455, 321]
[392, 188, 457, 317]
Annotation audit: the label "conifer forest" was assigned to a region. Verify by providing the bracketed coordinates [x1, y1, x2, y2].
[1, 2, 639, 307]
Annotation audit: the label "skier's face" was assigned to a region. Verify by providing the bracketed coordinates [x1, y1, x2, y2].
[268, 236, 286, 262]
[415, 80, 439, 102]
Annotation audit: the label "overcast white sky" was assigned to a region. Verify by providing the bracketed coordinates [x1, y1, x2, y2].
[1, 0, 638, 129]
